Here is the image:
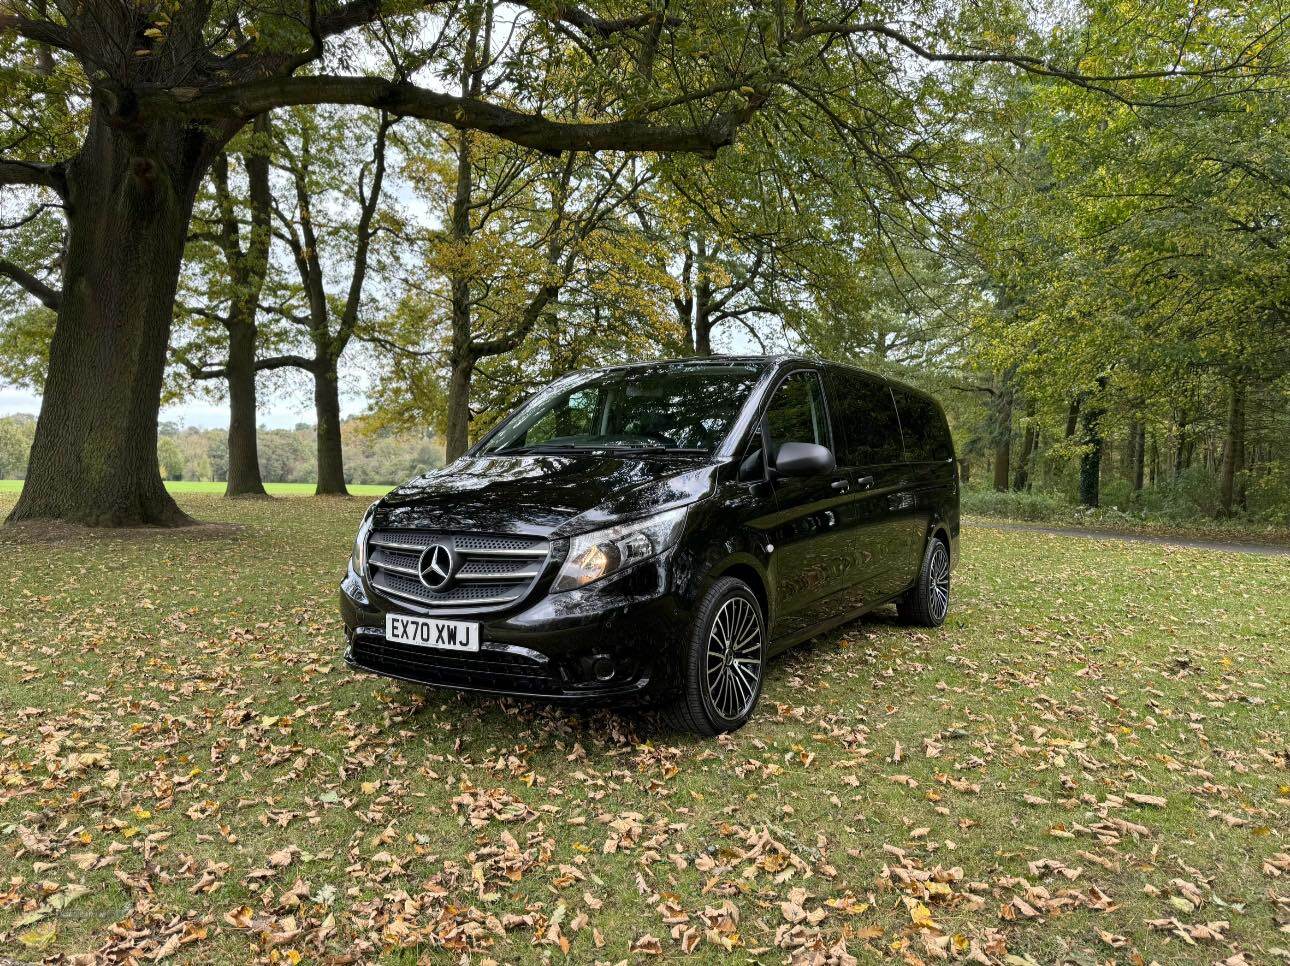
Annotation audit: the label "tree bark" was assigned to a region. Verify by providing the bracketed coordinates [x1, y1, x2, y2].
[1012, 401, 1036, 491]
[693, 235, 714, 355]
[444, 353, 475, 462]
[1130, 420, 1146, 493]
[1219, 377, 1245, 516]
[9, 110, 210, 526]
[1173, 416, 1189, 478]
[217, 123, 272, 498]
[1078, 380, 1108, 508]
[1064, 397, 1081, 439]
[992, 393, 1012, 492]
[224, 320, 267, 497]
[314, 363, 348, 495]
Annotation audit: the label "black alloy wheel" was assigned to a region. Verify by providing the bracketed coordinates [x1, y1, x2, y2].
[664, 577, 767, 736]
[898, 536, 951, 627]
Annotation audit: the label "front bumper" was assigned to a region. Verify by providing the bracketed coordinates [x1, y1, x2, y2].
[339, 557, 690, 704]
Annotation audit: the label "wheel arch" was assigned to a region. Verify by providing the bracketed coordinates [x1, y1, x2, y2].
[703, 555, 771, 627]
[923, 514, 956, 570]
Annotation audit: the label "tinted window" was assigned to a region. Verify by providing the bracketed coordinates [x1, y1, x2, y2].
[825, 368, 904, 466]
[482, 364, 763, 454]
[891, 386, 954, 461]
[764, 370, 830, 460]
[522, 386, 602, 445]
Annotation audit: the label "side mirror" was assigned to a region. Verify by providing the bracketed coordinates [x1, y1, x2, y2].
[773, 441, 835, 477]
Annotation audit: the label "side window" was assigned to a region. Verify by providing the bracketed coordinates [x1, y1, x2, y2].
[764, 370, 830, 461]
[891, 387, 954, 462]
[523, 386, 601, 445]
[825, 369, 904, 466]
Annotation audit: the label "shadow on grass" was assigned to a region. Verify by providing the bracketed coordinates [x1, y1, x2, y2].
[367, 605, 915, 747]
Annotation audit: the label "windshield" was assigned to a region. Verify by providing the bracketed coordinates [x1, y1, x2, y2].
[480, 364, 764, 455]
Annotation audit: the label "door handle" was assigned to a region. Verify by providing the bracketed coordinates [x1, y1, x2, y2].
[854, 475, 875, 490]
[830, 478, 850, 493]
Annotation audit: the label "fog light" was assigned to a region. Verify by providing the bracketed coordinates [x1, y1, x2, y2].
[591, 656, 616, 682]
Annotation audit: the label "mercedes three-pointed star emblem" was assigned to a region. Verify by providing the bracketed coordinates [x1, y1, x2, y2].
[417, 542, 455, 590]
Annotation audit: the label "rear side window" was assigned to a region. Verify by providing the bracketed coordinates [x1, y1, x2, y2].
[825, 368, 904, 466]
[891, 387, 954, 462]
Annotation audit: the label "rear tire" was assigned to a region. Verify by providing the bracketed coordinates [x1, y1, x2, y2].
[662, 577, 767, 736]
[898, 536, 951, 627]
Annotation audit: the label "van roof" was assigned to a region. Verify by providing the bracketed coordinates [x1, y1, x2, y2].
[597, 354, 942, 406]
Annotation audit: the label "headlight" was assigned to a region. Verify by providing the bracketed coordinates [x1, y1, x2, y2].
[552, 506, 688, 592]
[351, 504, 377, 573]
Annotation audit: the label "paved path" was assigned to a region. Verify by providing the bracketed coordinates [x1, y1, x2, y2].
[969, 519, 1290, 556]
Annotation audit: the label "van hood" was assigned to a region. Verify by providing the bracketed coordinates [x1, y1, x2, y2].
[374, 452, 719, 537]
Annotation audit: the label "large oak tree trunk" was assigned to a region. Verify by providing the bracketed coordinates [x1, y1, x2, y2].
[314, 364, 348, 495]
[224, 320, 268, 497]
[9, 112, 210, 526]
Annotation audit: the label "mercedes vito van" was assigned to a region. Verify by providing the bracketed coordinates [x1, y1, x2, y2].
[340, 356, 958, 734]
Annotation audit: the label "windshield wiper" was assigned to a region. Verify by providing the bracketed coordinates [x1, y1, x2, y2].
[495, 442, 709, 456]
[494, 443, 602, 455]
[601, 445, 709, 455]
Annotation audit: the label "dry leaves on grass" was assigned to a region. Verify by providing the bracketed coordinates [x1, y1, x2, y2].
[0, 495, 1285, 963]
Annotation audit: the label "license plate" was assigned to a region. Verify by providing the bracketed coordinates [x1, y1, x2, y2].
[385, 614, 480, 652]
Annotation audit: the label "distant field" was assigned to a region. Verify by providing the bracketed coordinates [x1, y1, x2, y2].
[0, 479, 393, 496]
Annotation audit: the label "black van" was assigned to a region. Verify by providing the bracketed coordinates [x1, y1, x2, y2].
[341, 356, 958, 734]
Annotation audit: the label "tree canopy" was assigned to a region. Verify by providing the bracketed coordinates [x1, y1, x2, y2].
[0, 0, 1287, 524]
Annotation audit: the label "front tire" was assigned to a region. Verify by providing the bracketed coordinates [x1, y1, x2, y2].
[898, 536, 951, 627]
[663, 577, 767, 736]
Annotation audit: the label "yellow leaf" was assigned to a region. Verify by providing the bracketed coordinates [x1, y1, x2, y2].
[18, 921, 56, 948]
[907, 899, 936, 928]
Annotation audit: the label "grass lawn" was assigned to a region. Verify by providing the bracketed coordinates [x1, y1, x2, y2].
[0, 479, 393, 497]
[0, 493, 1285, 964]
[960, 487, 1290, 549]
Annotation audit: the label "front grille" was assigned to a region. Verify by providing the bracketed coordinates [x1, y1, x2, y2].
[351, 634, 563, 693]
[365, 530, 550, 612]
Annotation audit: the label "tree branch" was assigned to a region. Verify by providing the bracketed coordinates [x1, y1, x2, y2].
[0, 257, 60, 310]
[176, 355, 229, 380]
[0, 13, 78, 54]
[0, 158, 67, 196]
[807, 20, 1285, 104]
[337, 112, 393, 347]
[254, 354, 317, 373]
[136, 76, 758, 156]
[520, 4, 679, 39]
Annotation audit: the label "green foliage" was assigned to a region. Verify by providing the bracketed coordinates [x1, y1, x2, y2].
[156, 436, 184, 481]
[150, 419, 443, 487]
[0, 413, 34, 478]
